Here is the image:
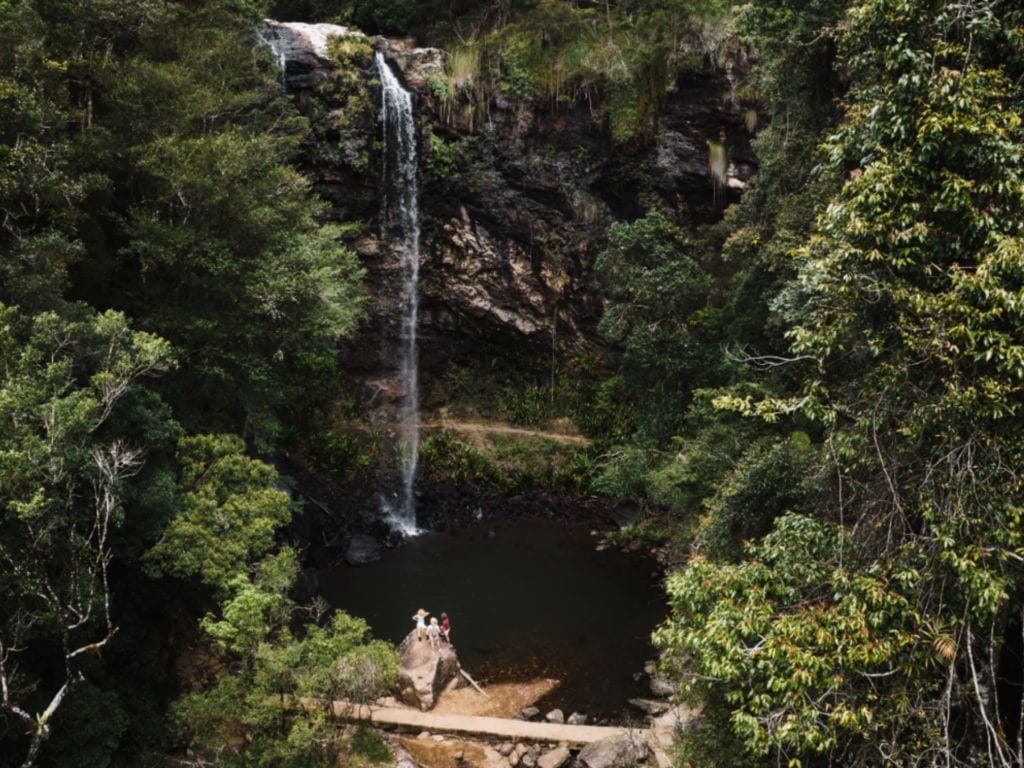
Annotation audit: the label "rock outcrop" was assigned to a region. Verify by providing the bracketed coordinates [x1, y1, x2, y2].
[258, 20, 365, 89]
[258, 18, 757, 358]
[396, 629, 462, 710]
[628, 698, 671, 716]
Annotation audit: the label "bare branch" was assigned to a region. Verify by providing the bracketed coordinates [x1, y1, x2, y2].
[724, 344, 820, 371]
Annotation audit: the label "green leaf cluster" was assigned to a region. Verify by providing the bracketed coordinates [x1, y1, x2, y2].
[0, 0, 371, 763]
[174, 549, 399, 768]
[644, 0, 1024, 763]
[144, 434, 293, 594]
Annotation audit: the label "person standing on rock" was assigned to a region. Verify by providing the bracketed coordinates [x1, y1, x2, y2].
[412, 608, 429, 641]
[427, 617, 441, 650]
[440, 612, 451, 643]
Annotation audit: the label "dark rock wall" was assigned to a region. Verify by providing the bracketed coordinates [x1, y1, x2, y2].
[264, 20, 757, 413]
[414, 63, 758, 376]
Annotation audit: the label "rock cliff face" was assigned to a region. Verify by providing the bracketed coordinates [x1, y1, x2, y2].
[261, 21, 756, 506]
[261, 20, 755, 363]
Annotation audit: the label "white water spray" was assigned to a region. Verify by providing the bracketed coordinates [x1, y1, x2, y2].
[376, 51, 421, 535]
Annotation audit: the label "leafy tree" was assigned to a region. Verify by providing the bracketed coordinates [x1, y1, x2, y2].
[661, 0, 1024, 764]
[173, 550, 399, 768]
[0, 303, 174, 768]
[0, 0, 87, 312]
[88, 13, 366, 439]
[1, 0, 366, 443]
[144, 434, 294, 594]
[694, 431, 816, 561]
[596, 209, 726, 441]
[657, 514, 927, 762]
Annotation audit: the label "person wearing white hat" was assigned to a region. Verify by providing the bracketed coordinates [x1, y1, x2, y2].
[412, 608, 429, 641]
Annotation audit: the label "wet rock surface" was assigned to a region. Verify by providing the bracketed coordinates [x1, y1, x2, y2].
[649, 675, 675, 698]
[258, 20, 365, 88]
[545, 708, 565, 724]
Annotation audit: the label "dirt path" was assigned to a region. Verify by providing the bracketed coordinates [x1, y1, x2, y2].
[423, 419, 590, 446]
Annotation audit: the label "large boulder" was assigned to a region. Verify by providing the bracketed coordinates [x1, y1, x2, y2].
[578, 730, 651, 768]
[396, 629, 461, 710]
[394, 744, 425, 768]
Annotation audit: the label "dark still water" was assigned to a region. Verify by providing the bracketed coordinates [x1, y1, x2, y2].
[318, 518, 667, 720]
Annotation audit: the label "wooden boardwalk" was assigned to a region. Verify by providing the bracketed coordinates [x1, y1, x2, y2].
[336, 702, 673, 767]
[339, 702, 625, 744]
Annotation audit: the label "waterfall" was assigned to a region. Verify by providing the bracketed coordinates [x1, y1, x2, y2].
[376, 51, 421, 535]
[254, 22, 292, 90]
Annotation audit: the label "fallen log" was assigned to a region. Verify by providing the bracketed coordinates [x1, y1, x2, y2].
[460, 668, 488, 696]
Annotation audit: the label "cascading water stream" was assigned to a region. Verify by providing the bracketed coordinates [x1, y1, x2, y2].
[376, 51, 421, 535]
[257, 29, 422, 535]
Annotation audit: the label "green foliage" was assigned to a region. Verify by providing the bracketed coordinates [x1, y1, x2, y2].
[641, 388, 764, 513]
[596, 209, 726, 441]
[494, 382, 556, 427]
[0, 0, 367, 443]
[419, 429, 595, 495]
[144, 435, 293, 593]
[419, 430, 508, 490]
[439, 355, 592, 429]
[426, 73, 449, 100]
[425, 130, 461, 179]
[340, 0, 415, 34]
[657, 515, 927, 760]
[44, 683, 130, 768]
[173, 549, 399, 768]
[200, 549, 298, 657]
[349, 726, 391, 763]
[327, 33, 373, 66]
[668, 687, 768, 768]
[695, 432, 817, 561]
[496, 35, 540, 101]
[304, 428, 376, 483]
[0, 301, 175, 767]
[6, 0, 1024, 765]
[655, 0, 1024, 764]
[592, 445, 658, 503]
[489, 433, 596, 494]
[605, 517, 670, 548]
[431, 0, 733, 140]
[0, 0, 367, 763]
